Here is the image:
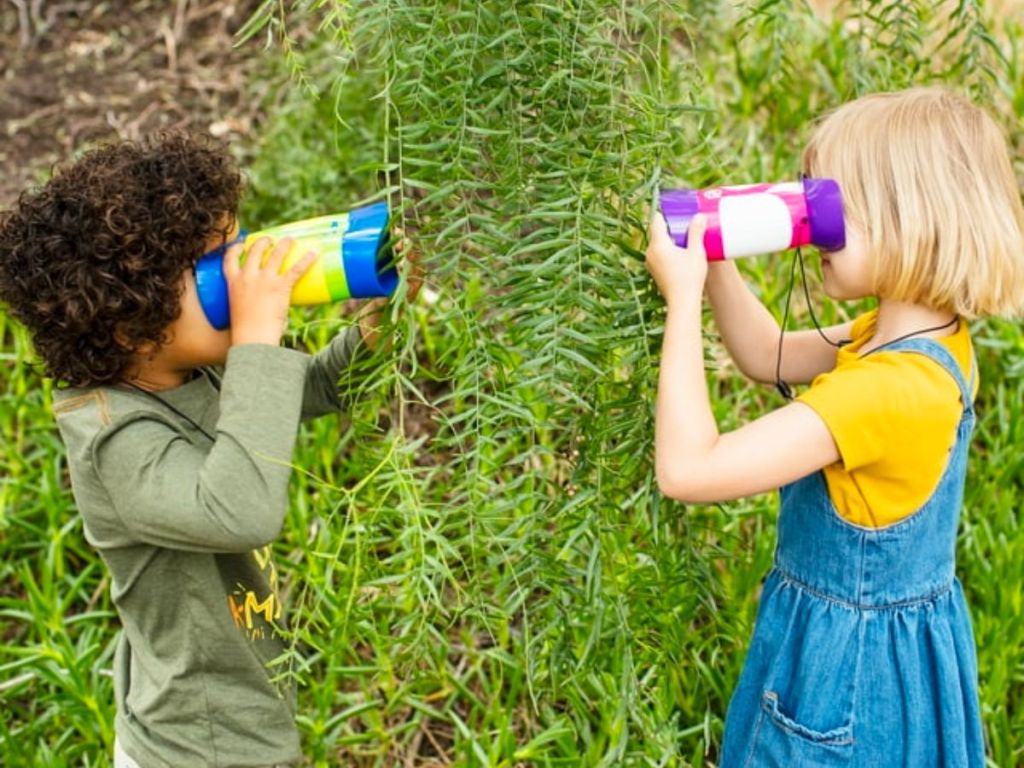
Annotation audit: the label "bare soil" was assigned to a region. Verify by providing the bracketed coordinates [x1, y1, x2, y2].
[0, 0, 274, 208]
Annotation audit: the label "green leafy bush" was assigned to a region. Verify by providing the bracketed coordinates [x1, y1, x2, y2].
[2, 1, 1023, 765]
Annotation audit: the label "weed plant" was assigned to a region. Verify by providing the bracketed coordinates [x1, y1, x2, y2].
[2, 1, 1023, 766]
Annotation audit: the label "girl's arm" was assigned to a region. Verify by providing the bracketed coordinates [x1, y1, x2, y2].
[648, 215, 840, 503]
[705, 259, 852, 385]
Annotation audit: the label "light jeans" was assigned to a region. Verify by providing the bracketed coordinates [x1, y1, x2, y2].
[114, 738, 295, 768]
[113, 739, 141, 768]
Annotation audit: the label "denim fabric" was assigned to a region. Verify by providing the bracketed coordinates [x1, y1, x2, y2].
[720, 338, 985, 768]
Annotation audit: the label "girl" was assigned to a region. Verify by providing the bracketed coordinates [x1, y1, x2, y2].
[646, 88, 1024, 766]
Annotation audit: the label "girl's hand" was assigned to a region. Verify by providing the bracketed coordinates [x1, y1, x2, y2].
[224, 236, 317, 347]
[646, 212, 709, 306]
[356, 233, 421, 350]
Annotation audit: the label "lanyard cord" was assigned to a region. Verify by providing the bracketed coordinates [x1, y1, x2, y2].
[774, 246, 959, 401]
[123, 380, 217, 443]
[774, 249, 803, 400]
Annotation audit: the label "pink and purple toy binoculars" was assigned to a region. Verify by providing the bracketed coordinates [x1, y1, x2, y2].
[659, 178, 845, 260]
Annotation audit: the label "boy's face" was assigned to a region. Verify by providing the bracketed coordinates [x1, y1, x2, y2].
[157, 221, 240, 371]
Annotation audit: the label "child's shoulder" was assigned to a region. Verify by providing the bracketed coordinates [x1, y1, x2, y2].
[52, 370, 218, 450]
[798, 311, 973, 449]
[52, 386, 117, 429]
[833, 309, 974, 397]
[53, 386, 152, 453]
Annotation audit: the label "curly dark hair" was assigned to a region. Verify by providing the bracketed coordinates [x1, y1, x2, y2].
[0, 130, 243, 387]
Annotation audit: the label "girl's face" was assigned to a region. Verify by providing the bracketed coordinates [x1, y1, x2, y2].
[820, 222, 873, 301]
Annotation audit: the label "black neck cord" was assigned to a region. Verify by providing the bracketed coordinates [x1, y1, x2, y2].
[774, 249, 802, 400]
[797, 246, 851, 350]
[123, 380, 216, 442]
[774, 246, 959, 401]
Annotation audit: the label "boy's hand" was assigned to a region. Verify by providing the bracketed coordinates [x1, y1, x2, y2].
[224, 236, 317, 347]
[400, 234, 424, 303]
[646, 212, 708, 307]
[356, 233, 421, 350]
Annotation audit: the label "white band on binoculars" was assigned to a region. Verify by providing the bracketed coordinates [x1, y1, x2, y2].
[719, 194, 794, 259]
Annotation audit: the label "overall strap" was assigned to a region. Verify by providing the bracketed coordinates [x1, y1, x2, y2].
[864, 337, 975, 415]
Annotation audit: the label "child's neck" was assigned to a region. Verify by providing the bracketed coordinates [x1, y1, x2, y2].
[123, 357, 198, 391]
[863, 299, 958, 355]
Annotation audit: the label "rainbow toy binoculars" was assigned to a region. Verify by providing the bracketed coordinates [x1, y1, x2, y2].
[194, 201, 397, 330]
[659, 178, 845, 261]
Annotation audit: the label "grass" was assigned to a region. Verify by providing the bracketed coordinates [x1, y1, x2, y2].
[2, 0, 1024, 766]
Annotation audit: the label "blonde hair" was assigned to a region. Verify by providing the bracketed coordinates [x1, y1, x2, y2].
[803, 87, 1024, 319]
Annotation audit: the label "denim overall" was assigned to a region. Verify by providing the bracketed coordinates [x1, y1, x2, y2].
[720, 338, 985, 767]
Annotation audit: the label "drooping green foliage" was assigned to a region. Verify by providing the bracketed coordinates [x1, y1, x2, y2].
[243, 5, 726, 764]
[2, 1, 1023, 766]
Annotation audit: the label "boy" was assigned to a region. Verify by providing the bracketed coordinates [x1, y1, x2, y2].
[0, 131, 415, 766]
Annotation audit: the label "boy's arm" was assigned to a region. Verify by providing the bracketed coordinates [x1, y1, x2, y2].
[705, 261, 852, 384]
[300, 291, 405, 418]
[300, 325, 367, 419]
[94, 344, 309, 552]
[299, 236, 420, 418]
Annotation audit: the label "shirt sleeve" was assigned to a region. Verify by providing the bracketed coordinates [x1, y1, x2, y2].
[797, 351, 961, 473]
[798, 374, 875, 472]
[92, 344, 309, 553]
[300, 326, 367, 419]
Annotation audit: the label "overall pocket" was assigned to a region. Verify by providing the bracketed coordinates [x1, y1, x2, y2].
[744, 690, 854, 768]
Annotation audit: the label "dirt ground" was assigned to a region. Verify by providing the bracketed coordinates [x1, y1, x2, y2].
[0, 0, 273, 209]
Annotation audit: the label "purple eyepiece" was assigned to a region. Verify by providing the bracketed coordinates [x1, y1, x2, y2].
[802, 178, 845, 253]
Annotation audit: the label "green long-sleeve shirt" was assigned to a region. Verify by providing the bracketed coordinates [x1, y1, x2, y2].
[52, 328, 363, 768]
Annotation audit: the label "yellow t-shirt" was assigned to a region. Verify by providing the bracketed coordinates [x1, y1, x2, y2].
[796, 309, 976, 528]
